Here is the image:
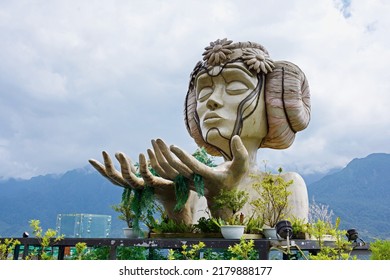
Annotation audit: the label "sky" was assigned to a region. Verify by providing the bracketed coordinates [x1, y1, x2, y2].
[0, 0, 389, 180]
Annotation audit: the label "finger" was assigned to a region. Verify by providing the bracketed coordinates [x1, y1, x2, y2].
[88, 159, 122, 186]
[170, 145, 214, 178]
[230, 135, 249, 175]
[116, 152, 144, 189]
[147, 148, 169, 178]
[151, 139, 179, 178]
[139, 153, 172, 186]
[156, 138, 193, 178]
[115, 152, 137, 174]
[102, 151, 129, 186]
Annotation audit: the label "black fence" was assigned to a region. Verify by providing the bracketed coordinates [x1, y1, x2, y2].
[1, 237, 370, 260]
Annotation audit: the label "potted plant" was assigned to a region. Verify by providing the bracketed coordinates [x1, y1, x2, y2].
[112, 192, 139, 238]
[250, 168, 292, 239]
[212, 189, 249, 239]
[150, 215, 196, 238]
[307, 218, 337, 243]
[288, 216, 309, 239]
[244, 215, 264, 239]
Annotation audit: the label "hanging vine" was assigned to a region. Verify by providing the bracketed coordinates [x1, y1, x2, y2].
[129, 186, 155, 231]
[173, 175, 190, 212]
[120, 148, 216, 222]
[173, 147, 216, 211]
[192, 147, 216, 197]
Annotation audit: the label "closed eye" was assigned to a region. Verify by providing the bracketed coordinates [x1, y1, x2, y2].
[197, 87, 213, 101]
[226, 81, 248, 95]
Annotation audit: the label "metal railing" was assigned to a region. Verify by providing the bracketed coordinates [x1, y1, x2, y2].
[1, 237, 370, 260]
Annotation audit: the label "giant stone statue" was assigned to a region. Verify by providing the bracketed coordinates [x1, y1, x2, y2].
[89, 38, 311, 226]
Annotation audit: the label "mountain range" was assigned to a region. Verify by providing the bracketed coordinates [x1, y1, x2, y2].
[308, 153, 390, 241]
[0, 153, 389, 241]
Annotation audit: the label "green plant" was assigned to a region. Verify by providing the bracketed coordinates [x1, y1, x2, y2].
[213, 188, 249, 225]
[28, 219, 64, 260]
[117, 246, 148, 260]
[308, 217, 355, 260]
[370, 239, 390, 260]
[250, 168, 292, 228]
[194, 217, 220, 233]
[245, 215, 264, 234]
[203, 238, 260, 260]
[168, 242, 206, 260]
[114, 185, 160, 234]
[112, 200, 136, 228]
[71, 242, 88, 260]
[227, 238, 259, 260]
[81, 246, 110, 260]
[173, 148, 216, 211]
[139, 201, 165, 235]
[0, 238, 20, 260]
[166, 239, 259, 260]
[307, 219, 336, 246]
[288, 216, 309, 238]
[152, 217, 195, 234]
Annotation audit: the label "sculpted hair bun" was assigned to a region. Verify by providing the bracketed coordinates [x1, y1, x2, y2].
[261, 61, 311, 149]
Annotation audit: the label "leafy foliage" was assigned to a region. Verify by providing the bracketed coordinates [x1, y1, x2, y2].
[227, 238, 259, 260]
[194, 217, 221, 233]
[28, 219, 64, 260]
[167, 239, 258, 260]
[172, 147, 216, 211]
[173, 175, 190, 211]
[213, 189, 249, 225]
[114, 185, 157, 233]
[250, 170, 292, 228]
[112, 191, 136, 228]
[245, 215, 264, 234]
[308, 217, 355, 260]
[81, 246, 110, 260]
[71, 242, 88, 260]
[370, 239, 390, 260]
[130, 186, 155, 231]
[288, 216, 309, 238]
[168, 242, 206, 260]
[116, 246, 148, 260]
[152, 217, 195, 234]
[192, 147, 216, 196]
[0, 238, 20, 260]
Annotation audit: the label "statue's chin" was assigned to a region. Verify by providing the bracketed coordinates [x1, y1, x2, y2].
[204, 129, 232, 158]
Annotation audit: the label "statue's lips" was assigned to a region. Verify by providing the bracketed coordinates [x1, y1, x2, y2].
[203, 112, 222, 123]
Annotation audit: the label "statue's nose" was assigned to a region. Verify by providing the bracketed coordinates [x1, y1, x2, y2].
[206, 86, 224, 110]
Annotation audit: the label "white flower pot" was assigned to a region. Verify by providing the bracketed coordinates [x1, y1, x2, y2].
[220, 225, 245, 239]
[123, 228, 139, 238]
[262, 228, 278, 239]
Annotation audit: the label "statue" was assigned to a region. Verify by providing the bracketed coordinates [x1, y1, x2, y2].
[89, 38, 311, 226]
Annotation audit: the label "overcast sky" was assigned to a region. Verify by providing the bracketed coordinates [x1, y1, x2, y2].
[0, 0, 389, 180]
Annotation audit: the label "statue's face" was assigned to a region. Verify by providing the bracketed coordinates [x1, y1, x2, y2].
[195, 62, 261, 156]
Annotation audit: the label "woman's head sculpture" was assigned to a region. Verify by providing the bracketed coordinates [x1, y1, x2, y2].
[185, 38, 311, 159]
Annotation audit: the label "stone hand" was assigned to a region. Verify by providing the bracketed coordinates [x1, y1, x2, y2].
[88, 151, 173, 191]
[89, 150, 194, 224]
[148, 139, 194, 181]
[156, 135, 250, 198]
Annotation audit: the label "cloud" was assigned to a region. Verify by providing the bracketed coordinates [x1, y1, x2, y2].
[0, 0, 389, 179]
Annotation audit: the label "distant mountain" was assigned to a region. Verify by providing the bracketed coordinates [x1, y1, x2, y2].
[0, 166, 124, 237]
[1, 153, 389, 241]
[308, 153, 390, 241]
[301, 167, 342, 185]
